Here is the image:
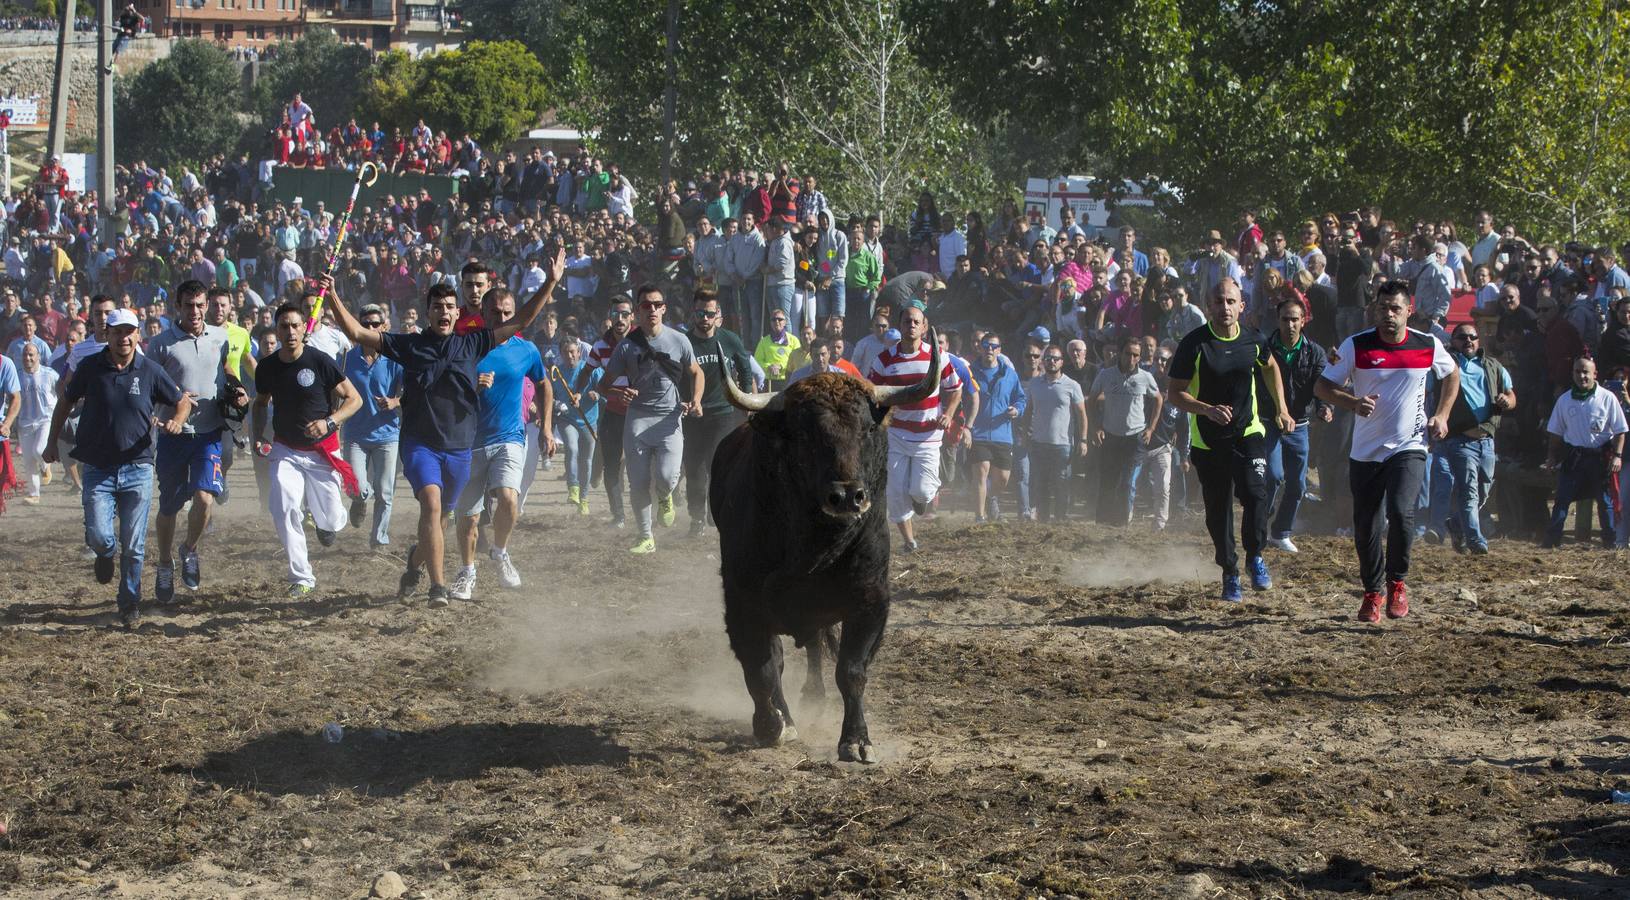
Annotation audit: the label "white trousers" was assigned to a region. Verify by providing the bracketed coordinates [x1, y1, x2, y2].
[886, 430, 941, 523]
[268, 443, 347, 587]
[17, 422, 52, 497]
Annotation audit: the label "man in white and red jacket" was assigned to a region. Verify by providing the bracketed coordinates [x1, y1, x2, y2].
[866, 302, 961, 554]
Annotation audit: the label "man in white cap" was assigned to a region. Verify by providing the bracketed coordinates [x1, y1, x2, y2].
[44, 308, 193, 630]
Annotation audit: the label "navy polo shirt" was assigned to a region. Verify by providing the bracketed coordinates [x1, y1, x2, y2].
[63, 348, 183, 469]
[377, 328, 495, 451]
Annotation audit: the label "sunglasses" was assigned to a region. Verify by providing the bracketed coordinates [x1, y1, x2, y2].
[1027, 352, 1043, 358]
[611, 310, 633, 318]
[1044, 355, 1064, 362]
[362, 320, 385, 328]
[982, 343, 1001, 350]
[694, 309, 719, 319]
[771, 317, 787, 323]
[639, 302, 666, 310]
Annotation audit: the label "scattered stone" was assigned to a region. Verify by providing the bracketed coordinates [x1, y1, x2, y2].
[978, 799, 990, 810]
[1169, 872, 1218, 898]
[1382, 789, 1395, 800]
[299, 838, 313, 851]
[370, 871, 407, 899]
[73, 858, 93, 871]
[1093, 738, 1108, 749]
[1455, 588, 1478, 604]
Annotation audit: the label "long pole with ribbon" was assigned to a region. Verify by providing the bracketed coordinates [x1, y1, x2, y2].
[306, 160, 380, 334]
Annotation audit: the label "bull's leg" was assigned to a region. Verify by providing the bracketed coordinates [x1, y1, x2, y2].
[835, 601, 889, 764]
[801, 625, 838, 706]
[727, 612, 797, 747]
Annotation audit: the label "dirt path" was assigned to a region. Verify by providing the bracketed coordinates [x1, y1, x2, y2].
[2, 468, 1628, 897]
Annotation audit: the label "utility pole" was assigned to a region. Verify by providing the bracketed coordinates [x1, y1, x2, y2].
[46, 0, 79, 160]
[659, 0, 678, 192]
[98, 0, 115, 246]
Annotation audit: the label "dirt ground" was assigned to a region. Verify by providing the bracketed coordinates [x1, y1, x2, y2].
[2, 464, 1629, 899]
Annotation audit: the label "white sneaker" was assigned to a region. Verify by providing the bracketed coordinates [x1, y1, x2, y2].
[1269, 536, 1299, 554]
[448, 566, 477, 600]
[491, 548, 521, 588]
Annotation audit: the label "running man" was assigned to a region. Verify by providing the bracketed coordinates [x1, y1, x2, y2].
[1316, 280, 1458, 622]
[147, 280, 247, 605]
[597, 284, 705, 554]
[449, 287, 553, 599]
[316, 247, 563, 607]
[590, 294, 635, 528]
[341, 304, 404, 550]
[866, 303, 962, 553]
[253, 303, 363, 598]
[682, 287, 753, 536]
[1165, 278, 1296, 601]
[43, 309, 192, 629]
[207, 286, 255, 506]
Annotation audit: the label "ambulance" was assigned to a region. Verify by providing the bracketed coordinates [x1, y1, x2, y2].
[1022, 176, 1160, 238]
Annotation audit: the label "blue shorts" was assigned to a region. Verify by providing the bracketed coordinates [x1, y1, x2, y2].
[157, 430, 224, 516]
[401, 439, 473, 513]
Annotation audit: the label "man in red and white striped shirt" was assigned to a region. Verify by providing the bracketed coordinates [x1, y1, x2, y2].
[866, 304, 961, 553]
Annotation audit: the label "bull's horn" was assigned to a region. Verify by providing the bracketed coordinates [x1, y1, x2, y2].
[872, 326, 941, 408]
[721, 358, 786, 413]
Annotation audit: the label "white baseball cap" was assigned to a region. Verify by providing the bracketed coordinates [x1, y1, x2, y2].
[106, 308, 140, 330]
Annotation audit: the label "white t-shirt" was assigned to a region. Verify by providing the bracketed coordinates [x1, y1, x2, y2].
[1546, 386, 1628, 449]
[1323, 328, 1454, 463]
[305, 325, 353, 363]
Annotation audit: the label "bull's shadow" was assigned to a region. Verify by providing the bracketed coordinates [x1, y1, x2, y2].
[177, 721, 629, 797]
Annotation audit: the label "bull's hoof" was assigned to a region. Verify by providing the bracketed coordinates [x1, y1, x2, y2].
[838, 741, 877, 764]
[752, 708, 788, 747]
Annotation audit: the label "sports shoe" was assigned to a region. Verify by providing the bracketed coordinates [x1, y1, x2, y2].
[118, 607, 141, 631]
[1357, 591, 1383, 623]
[427, 584, 450, 609]
[287, 583, 313, 600]
[688, 519, 705, 538]
[491, 548, 521, 589]
[611, 515, 626, 530]
[349, 496, 368, 529]
[1221, 574, 1243, 602]
[180, 544, 201, 590]
[398, 544, 423, 598]
[155, 563, 176, 606]
[628, 536, 657, 554]
[449, 566, 477, 600]
[1469, 544, 1490, 555]
[315, 528, 337, 548]
[567, 484, 581, 506]
[1386, 579, 1409, 619]
[658, 494, 676, 527]
[1268, 536, 1299, 554]
[900, 539, 919, 555]
[1248, 556, 1272, 591]
[577, 496, 590, 515]
[973, 515, 987, 525]
[1423, 529, 1443, 545]
[94, 553, 115, 585]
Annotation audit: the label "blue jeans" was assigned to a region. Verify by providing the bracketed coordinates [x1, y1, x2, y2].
[1265, 423, 1310, 539]
[1435, 435, 1494, 550]
[766, 281, 794, 341]
[82, 462, 155, 612]
[817, 281, 846, 320]
[344, 439, 399, 546]
[1031, 442, 1072, 522]
[1013, 442, 1032, 516]
[1546, 447, 1616, 546]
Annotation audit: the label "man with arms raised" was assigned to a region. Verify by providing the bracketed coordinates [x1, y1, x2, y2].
[316, 247, 564, 607]
[1317, 281, 1458, 623]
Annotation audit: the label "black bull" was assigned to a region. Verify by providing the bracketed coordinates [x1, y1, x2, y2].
[708, 334, 941, 763]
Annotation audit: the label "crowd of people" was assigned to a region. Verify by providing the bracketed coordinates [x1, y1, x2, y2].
[1, 88, 1627, 629]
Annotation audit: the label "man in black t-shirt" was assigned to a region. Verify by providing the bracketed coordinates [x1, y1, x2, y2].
[682, 288, 753, 536]
[253, 304, 362, 599]
[1166, 278, 1295, 601]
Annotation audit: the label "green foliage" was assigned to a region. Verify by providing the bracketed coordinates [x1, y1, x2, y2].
[115, 39, 244, 170]
[355, 41, 547, 148]
[34, 0, 56, 20]
[250, 29, 377, 135]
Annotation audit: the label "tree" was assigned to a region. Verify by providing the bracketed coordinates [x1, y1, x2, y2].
[250, 29, 377, 136]
[355, 50, 423, 131]
[115, 39, 243, 169]
[779, 0, 989, 220]
[415, 41, 550, 148]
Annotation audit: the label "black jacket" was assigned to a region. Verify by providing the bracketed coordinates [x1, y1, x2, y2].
[1268, 331, 1329, 424]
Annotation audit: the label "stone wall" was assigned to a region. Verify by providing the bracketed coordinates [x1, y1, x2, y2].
[0, 37, 172, 145]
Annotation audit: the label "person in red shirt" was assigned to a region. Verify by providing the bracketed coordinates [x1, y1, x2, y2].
[37, 155, 70, 234]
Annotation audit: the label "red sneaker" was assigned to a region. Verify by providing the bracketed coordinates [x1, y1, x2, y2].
[1357, 591, 1383, 623]
[1386, 580, 1409, 619]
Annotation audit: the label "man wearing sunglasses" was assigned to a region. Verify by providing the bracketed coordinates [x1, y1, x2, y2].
[589, 295, 636, 528]
[1424, 325, 1513, 554]
[683, 288, 753, 537]
[598, 284, 705, 554]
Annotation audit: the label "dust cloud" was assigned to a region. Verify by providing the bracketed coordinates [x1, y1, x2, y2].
[1065, 543, 1211, 588]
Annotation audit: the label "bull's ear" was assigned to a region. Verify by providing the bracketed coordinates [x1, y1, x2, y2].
[869, 402, 889, 426]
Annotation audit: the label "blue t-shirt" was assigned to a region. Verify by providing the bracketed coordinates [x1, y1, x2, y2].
[378, 328, 496, 452]
[476, 336, 545, 446]
[63, 349, 183, 469]
[342, 347, 405, 445]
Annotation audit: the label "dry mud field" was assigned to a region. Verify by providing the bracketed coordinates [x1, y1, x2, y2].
[2, 467, 1629, 899]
